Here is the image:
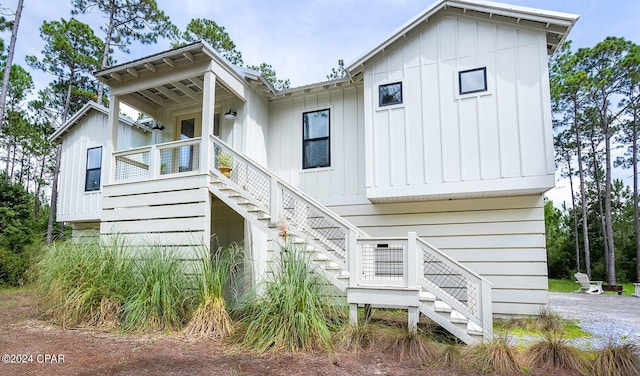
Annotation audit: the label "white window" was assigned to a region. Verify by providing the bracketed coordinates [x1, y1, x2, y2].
[459, 67, 487, 95]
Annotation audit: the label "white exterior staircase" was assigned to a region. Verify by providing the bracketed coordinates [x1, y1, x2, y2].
[208, 136, 493, 344]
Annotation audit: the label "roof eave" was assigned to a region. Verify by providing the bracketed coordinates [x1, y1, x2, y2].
[346, 0, 578, 78]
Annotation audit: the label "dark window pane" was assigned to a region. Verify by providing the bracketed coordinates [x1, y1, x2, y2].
[303, 139, 329, 169]
[303, 110, 329, 139]
[459, 67, 487, 94]
[85, 169, 101, 191]
[379, 82, 402, 106]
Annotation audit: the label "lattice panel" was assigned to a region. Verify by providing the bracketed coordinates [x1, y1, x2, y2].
[420, 246, 478, 315]
[281, 188, 346, 261]
[115, 151, 150, 181]
[213, 144, 270, 209]
[359, 242, 404, 282]
[160, 144, 199, 174]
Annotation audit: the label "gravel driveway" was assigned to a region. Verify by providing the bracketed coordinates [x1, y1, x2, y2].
[547, 292, 640, 349]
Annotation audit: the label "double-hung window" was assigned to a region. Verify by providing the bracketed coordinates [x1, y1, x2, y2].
[85, 146, 102, 191]
[302, 109, 330, 169]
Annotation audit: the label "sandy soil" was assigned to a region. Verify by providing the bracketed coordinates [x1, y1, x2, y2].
[0, 290, 580, 375]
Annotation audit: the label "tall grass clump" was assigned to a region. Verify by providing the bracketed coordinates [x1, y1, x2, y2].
[592, 343, 640, 376]
[34, 240, 132, 328]
[466, 337, 522, 374]
[184, 244, 243, 337]
[120, 247, 196, 332]
[527, 333, 587, 371]
[238, 244, 346, 353]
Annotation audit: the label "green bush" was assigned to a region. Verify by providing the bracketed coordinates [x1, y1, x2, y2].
[238, 244, 346, 352]
[35, 240, 201, 331]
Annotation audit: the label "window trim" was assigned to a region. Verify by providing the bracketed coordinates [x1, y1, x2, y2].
[302, 108, 331, 170]
[378, 81, 403, 107]
[84, 146, 102, 192]
[458, 67, 488, 95]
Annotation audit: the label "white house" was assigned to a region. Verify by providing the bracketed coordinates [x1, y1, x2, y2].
[50, 0, 578, 344]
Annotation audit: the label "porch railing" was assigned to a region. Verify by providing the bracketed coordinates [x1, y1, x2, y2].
[113, 138, 201, 182]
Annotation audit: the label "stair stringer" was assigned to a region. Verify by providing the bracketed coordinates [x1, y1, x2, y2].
[418, 299, 479, 345]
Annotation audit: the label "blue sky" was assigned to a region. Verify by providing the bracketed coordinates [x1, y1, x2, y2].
[8, 0, 640, 88]
[4, 0, 640, 206]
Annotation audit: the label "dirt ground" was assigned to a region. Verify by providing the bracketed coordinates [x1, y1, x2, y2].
[0, 290, 580, 375]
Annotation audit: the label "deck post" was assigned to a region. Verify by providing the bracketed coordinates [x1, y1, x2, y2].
[407, 232, 418, 289]
[104, 95, 120, 185]
[408, 307, 419, 334]
[347, 230, 358, 288]
[349, 303, 358, 326]
[481, 279, 493, 341]
[200, 68, 216, 174]
[269, 177, 280, 227]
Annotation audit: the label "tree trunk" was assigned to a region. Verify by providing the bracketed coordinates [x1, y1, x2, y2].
[0, 0, 24, 133]
[602, 113, 616, 285]
[633, 106, 640, 283]
[96, 5, 116, 106]
[46, 143, 62, 245]
[565, 155, 580, 272]
[34, 155, 45, 220]
[575, 122, 591, 277]
[46, 80, 74, 244]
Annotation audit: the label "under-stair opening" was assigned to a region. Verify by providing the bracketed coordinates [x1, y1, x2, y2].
[211, 194, 247, 296]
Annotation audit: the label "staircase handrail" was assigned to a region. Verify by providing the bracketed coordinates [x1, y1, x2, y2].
[416, 236, 492, 330]
[210, 135, 368, 238]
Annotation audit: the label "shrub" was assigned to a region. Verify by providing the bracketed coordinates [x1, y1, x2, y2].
[120, 247, 196, 332]
[466, 337, 522, 374]
[528, 334, 587, 371]
[238, 244, 346, 352]
[34, 241, 133, 328]
[592, 343, 640, 376]
[184, 244, 243, 337]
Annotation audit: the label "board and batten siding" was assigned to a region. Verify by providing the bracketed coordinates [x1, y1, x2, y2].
[363, 15, 555, 202]
[329, 194, 548, 316]
[57, 110, 151, 222]
[267, 85, 367, 205]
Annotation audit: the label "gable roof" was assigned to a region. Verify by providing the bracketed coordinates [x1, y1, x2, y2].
[93, 41, 277, 100]
[48, 101, 147, 143]
[346, 0, 579, 81]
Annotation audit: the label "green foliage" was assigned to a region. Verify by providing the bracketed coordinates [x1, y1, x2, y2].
[238, 244, 346, 352]
[247, 63, 291, 91]
[34, 241, 133, 327]
[26, 18, 103, 80]
[34, 240, 206, 332]
[120, 247, 196, 332]
[545, 199, 575, 279]
[173, 18, 243, 65]
[0, 174, 43, 286]
[71, 0, 175, 53]
[327, 59, 347, 80]
[184, 244, 243, 337]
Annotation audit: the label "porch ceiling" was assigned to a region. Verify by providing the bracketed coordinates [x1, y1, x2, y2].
[94, 42, 243, 114]
[121, 77, 235, 113]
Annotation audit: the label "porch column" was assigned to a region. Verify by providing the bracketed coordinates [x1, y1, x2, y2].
[103, 95, 120, 185]
[200, 68, 216, 174]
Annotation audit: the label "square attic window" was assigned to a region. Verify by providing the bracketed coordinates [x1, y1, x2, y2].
[459, 67, 487, 95]
[379, 82, 402, 107]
